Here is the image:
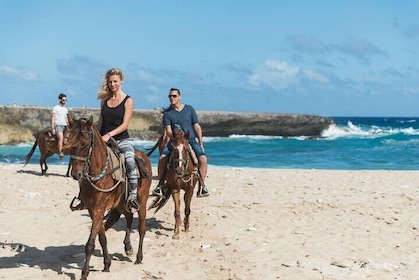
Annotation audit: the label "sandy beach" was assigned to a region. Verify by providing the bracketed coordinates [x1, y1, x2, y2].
[0, 164, 418, 280]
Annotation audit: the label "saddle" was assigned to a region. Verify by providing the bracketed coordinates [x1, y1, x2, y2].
[45, 131, 57, 142]
[70, 142, 149, 212]
[107, 139, 149, 181]
[107, 146, 125, 182]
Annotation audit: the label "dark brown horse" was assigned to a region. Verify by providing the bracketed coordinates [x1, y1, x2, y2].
[63, 116, 152, 280]
[23, 130, 71, 176]
[149, 128, 200, 239]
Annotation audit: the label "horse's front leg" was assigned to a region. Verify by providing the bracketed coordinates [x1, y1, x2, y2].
[98, 223, 111, 273]
[172, 190, 181, 240]
[81, 210, 110, 280]
[183, 185, 194, 233]
[81, 230, 96, 280]
[135, 193, 148, 264]
[124, 212, 134, 256]
[65, 160, 71, 177]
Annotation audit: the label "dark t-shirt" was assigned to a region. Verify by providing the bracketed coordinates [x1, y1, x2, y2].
[163, 104, 199, 140]
[100, 95, 130, 140]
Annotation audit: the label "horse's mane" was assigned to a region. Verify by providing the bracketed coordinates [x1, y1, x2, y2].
[173, 128, 184, 143]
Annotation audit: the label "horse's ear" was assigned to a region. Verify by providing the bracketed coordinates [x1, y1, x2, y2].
[68, 116, 74, 126]
[185, 131, 190, 139]
[87, 116, 94, 126]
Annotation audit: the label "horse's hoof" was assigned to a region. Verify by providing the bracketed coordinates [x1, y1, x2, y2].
[135, 255, 143, 265]
[125, 248, 133, 256]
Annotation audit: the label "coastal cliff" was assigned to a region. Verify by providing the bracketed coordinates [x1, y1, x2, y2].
[0, 106, 333, 144]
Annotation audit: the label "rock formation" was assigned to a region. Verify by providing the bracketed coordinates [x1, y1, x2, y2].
[0, 106, 334, 145]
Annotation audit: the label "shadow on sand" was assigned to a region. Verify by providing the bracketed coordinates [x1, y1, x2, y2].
[17, 168, 70, 178]
[0, 214, 172, 279]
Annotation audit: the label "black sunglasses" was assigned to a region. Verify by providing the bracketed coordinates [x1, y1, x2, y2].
[168, 95, 178, 98]
[61, 99, 67, 101]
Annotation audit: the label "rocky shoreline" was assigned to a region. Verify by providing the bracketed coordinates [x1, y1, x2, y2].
[0, 105, 334, 144]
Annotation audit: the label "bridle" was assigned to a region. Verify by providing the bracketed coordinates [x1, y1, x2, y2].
[168, 141, 199, 185]
[69, 126, 120, 193]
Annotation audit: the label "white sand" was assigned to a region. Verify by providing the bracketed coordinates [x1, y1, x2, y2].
[0, 164, 418, 280]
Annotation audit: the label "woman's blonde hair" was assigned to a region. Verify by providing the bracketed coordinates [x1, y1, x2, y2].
[97, 68, 124, 102]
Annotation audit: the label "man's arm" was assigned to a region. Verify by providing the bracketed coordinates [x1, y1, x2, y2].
[194, 123, 204, 147]
[51, 111, 56, 134]
[165, 124, 174, 140]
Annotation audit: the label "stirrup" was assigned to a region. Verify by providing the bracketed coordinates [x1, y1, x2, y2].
[126, 194, 139, 213]
[70, 196, 84, 211]
[197, 186, 210, 198]
[152, 184, 163, 196]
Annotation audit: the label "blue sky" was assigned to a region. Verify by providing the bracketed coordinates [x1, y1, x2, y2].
[1, 1, 419, 117]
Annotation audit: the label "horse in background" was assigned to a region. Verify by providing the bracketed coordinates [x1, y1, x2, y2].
[63, 116, 152, 280]
[23, 130, 71, 176]
[149, 128, 200, 239]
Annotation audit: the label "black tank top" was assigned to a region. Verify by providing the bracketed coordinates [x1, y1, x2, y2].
[100, 95, 130, 140]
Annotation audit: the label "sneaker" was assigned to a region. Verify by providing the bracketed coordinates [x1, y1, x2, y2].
[197, 186, 210, 198]
[152, 185, 163, 196]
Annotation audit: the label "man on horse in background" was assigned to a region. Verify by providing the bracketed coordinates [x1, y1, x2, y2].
[51, 93, 68, 160]
[152, 88, 210, 198]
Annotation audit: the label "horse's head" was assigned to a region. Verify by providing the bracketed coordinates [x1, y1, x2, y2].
[63, 116, 95, 180]
[170, 128, 191, 176]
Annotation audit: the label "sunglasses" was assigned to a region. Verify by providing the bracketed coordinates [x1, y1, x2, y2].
[61, 99, 67, 101]
[168, 95, 178, 98]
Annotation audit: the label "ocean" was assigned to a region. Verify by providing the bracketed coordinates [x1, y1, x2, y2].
[1, 117, 419, 170]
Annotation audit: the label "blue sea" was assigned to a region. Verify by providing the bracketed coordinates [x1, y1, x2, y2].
[1, 117, 419, 170]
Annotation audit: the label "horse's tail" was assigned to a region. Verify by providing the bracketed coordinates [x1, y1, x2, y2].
[146, 139, 159, 157]
[23, 138, 39, 167]
[148, 186, 171, 213]
[146, 135, 165, 157]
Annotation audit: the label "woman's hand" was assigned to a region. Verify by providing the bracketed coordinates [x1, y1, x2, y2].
[102, 133, 112, 142]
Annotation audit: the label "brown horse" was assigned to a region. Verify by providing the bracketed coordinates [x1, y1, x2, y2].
[149, 128, 200, 239]
[23, 130, 71, 176]
[63, 116, 152, 280]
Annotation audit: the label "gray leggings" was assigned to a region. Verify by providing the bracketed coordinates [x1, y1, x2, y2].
[117, 138, 138, 191]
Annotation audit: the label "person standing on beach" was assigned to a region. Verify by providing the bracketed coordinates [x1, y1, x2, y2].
[152, 88, 210, 197]
[97, 68, 139, 211]
[51, 93, 68, 160]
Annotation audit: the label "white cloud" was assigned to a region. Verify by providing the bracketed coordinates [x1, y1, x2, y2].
[0, 65, 40, 82]
[134, 69, 166, 85]
[247, 60, 299, 90]
[302, 69, 329, 83]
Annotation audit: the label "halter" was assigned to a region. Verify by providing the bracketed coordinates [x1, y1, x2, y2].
[168, 141, 199, 185]
[70, 127, 120, 193]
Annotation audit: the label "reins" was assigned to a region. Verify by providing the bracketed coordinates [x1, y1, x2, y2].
[70, 127, 123, 193]
[169, 144, 199, 185]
